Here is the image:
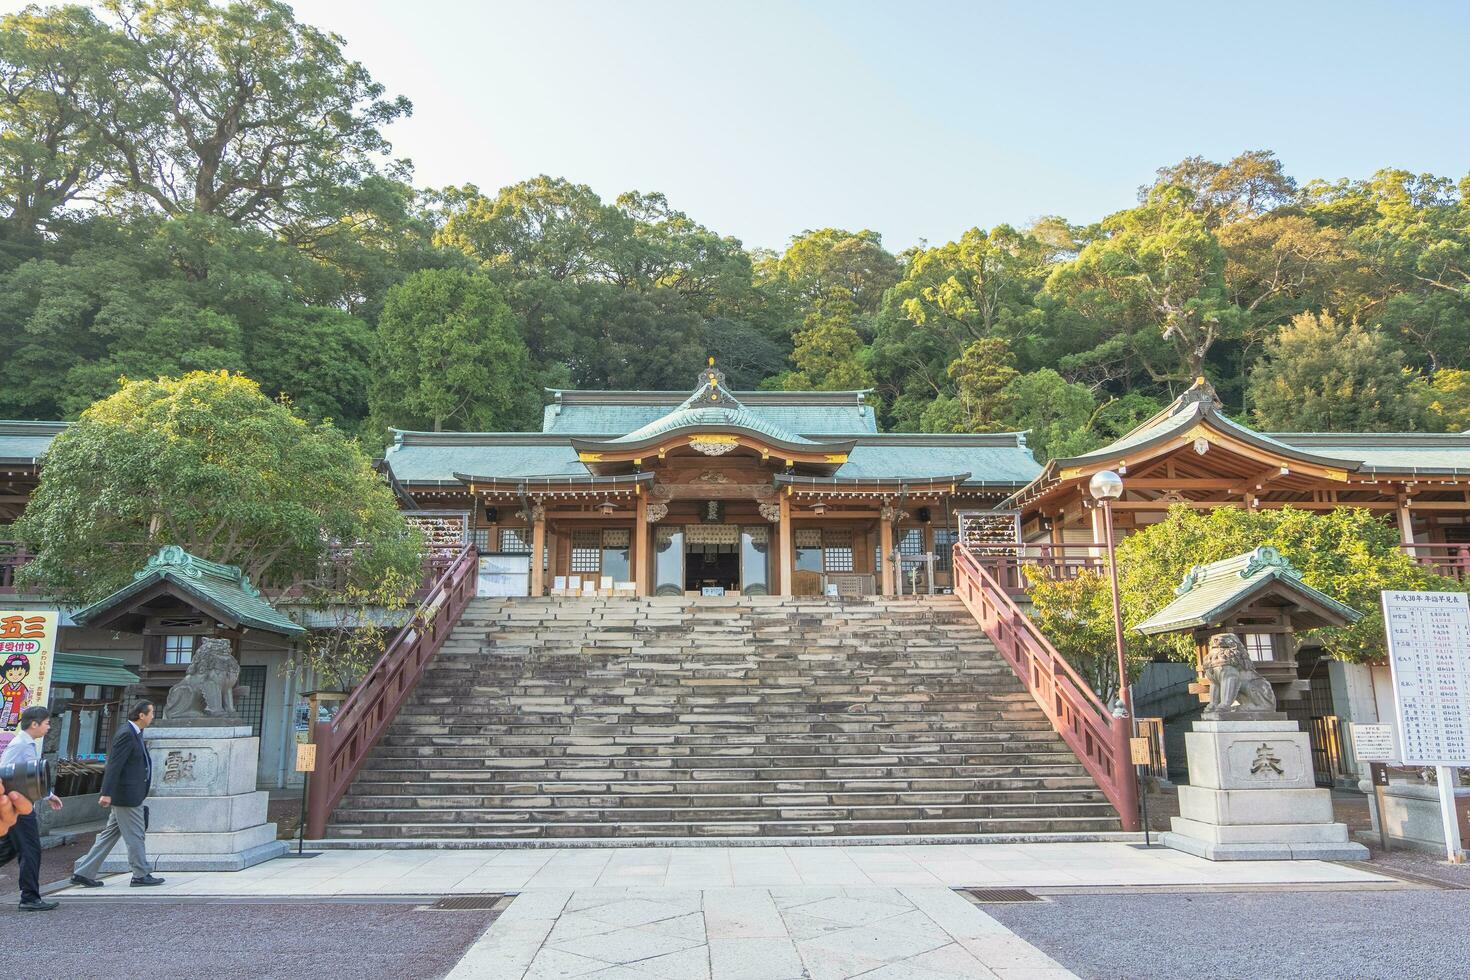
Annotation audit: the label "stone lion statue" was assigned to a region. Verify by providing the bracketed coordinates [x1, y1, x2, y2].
[163, 637, 242, 719]
[1201, 633, 1277, 719]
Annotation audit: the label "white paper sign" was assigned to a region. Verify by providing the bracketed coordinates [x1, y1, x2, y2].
[1351, 723, 1396, 762]
[1381, 590, 1470, 767]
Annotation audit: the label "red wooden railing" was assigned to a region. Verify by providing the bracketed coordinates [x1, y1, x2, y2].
[951, 543, 1140, 831]
[0, 543, 29, 594]
[1401, 543, 1470, 581]
[305, 543, 478, 838]
[970, 543, 1107, 596]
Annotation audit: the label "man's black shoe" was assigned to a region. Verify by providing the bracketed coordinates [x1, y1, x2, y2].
[71, 874, 104, 887]
[131, 874, 165, 886]
[19, 899, 59, 911]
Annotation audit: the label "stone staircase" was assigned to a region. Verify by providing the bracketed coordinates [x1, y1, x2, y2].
[326, 595, 1123, 840]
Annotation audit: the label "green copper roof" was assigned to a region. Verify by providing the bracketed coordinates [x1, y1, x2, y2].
[543, 387, 879, 436]
[0, 420, 68, 464]
[600, 405, 818, 447]
[74, 545, 305, 637]
[1269, 432, 1470, 476]
[1134, 545, 1361, 635]
[52, 652, 141, 688]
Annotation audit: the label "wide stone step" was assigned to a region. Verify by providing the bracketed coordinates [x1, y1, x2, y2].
[331, 800, 1120, 824]
[342, 773, 1103, 794]
[339, 787, 1112, 809]
[324, 815, 1122, 839]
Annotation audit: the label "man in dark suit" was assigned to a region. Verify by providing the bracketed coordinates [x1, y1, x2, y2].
[70, 700, 164, 887]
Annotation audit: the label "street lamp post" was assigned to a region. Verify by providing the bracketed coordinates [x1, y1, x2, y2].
[1088, 469, 1149, 841]
[1088, 471, 1132, 720]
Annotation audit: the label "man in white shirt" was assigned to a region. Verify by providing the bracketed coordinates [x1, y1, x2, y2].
[0, 706, 63, 911]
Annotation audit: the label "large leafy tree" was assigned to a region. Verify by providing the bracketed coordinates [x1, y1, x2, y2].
[13, 371, 421, 604]
[1141, 150, 1299, 227]
[369, 268, 538, 433]
[770, 228, 900, 314]
[1046, 186, 1237, 382]
[82, 0, 411, 234]
[779, 288, 873, 392]
[1248, 310, 1418, 431]
[0, 4, 110, 244]
[1028, 506, 1465, 689]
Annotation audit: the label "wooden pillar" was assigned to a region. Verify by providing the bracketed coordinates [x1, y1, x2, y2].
[530, 505, 546, 597]
[634, 492, 650, 596]
[1397, 494, 1416, 551]
[778, 493, 793, 596]
[546, 524, 559, 590]
[1089, 502, 1109, 560]
[879, 509, 894, 596]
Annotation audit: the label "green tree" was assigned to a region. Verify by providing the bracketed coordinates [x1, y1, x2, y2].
[999, 369, 1098, 462]
[772, 228, 900, 313]
[1046, 186, 1237, 382]
[249, 307, 375, 424]
[13, 370, 420, 604]
[0, 4, 110, 243]
[1415, 368, 1470, 431]
[943, 336, 1018, 432]
[83, 0, 412, 234]
[1028, 505, 1464, 681]
[369, 268, 537, 432]
[1141, 150, 1298, 227]
[783, 288, 873, 391]
[1249, 310, 1418, 431]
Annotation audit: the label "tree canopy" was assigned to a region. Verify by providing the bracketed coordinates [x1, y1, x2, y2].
[1027, 506, 1468, 694]
[2, 1, 1469, 455]
[12, 371, 421, 604]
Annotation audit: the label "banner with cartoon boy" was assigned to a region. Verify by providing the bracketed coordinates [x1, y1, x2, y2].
[0, 611, 59, 754]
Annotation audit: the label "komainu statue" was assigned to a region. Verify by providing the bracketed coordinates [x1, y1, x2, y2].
[163, 637, 242, 720]
[1201, 633, 1277, 719]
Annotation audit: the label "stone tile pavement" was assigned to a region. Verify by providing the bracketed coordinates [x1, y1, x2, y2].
[50, 842, 1389, 897]
[52, 843, 1393, 979]
[445, 886, 1076, 979]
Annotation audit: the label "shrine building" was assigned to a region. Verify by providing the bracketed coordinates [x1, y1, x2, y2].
[381, 361, 1039, 597]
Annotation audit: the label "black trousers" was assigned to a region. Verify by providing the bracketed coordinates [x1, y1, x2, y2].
[9, 813, 41, 903]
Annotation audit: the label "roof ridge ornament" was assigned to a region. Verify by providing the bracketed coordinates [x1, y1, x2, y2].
[1240, 544, 1300, 581]
[1180, 376, 1221, 411]
[135, 544, 265, 598]
[684, 356, 742, 410]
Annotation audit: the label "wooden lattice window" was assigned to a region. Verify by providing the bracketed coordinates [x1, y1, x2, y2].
[571, 530, 601, 574]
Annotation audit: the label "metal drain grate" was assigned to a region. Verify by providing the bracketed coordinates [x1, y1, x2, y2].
[428, 894, 513, 911]
[963, 888, 1044, 904]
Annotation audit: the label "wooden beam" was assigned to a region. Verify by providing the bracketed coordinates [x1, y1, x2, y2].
[1228, 465, 1290, 497]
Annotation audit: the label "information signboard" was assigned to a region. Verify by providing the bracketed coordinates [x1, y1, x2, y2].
[0, 610, 60, 755]
[1351, 723, 1397, 763]
[1381, 591, 1470, 767]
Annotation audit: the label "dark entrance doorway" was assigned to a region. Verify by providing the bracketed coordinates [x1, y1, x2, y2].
[685, 548, 739, 592]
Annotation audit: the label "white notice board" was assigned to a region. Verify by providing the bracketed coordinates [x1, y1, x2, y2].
[1381, 590, 1470, 767]
[477, 553, 530, 597]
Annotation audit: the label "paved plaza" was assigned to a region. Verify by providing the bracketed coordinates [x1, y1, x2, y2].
[40, 842, 1418, 979]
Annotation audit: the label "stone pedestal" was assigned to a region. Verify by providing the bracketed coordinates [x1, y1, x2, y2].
[1161, 720, 1368, 861]
[101, 725, 288, 872]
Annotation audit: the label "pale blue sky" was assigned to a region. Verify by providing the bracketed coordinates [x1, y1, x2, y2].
[15, 1, 1470, 251]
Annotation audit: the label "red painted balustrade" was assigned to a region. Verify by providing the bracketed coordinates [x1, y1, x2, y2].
[1400, 543, 1470, 581]
[305, 543, 478, 838]
[951, 543, 1140, 831]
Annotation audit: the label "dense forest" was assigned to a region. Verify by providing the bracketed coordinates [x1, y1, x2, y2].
[3, 1, 1470, 460]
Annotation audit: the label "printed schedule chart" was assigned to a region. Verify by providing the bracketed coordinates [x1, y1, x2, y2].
[1382, 590, 1470, 767]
